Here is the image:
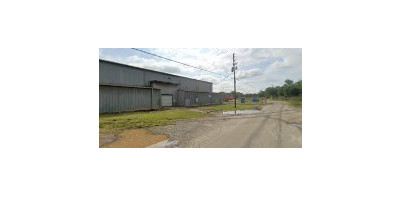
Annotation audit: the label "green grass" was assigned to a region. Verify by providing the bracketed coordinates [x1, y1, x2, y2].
[99, 109, 206, 133]
[195, 102, 261, 111]
[288, 98, 302, 108]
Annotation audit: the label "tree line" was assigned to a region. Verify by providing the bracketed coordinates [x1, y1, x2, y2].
[221, 79, 302, 99]
[258, 79, 302, 99]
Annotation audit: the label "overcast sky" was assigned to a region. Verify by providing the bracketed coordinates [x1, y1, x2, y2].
[99, 48, 302, 94]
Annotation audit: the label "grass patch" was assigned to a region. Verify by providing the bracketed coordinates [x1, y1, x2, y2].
[195, 102, 261, 111]
[99, 109, 206, 133]
[288, 98, 302, 108]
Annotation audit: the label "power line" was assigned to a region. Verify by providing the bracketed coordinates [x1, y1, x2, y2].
[214, 76, 258, 91]
[214, 71, 258, 87]
[132, 48, 260, 92]
[213, 76, 260, 93]
[214, 52, 258, 90]
[226, 58, 257, 89]
[131, 48, 227, 77]
[237, 79, 258, 89]
[213, 73, 233, 85]
[171, 48, 231, 72]
[169, 48, 192, 57]
[226, 54, 258, 90]
[169, 48, 231, 79]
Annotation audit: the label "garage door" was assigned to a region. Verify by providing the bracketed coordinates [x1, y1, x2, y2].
[161, 95, 173, 107]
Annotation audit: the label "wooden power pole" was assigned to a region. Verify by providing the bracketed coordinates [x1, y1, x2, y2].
[232, 53, 238, 109]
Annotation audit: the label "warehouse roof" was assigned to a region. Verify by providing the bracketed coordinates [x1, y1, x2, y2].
[100, 59, 213, 84]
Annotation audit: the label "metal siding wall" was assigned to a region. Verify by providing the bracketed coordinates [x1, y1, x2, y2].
[153, 89, 161, 108]
[100, 60, 217, 110]
[144, 72, 179, 86]
[178, 77, 197, 91]
[211, 93, 223, 104]
[178, 91, 196, 106]
[188, 91, 196, 106]
[197, 92, 209, 105]
[99, 61, 145, 86]
[100, 60, 214, 97]
[152, 83, 179, 106]
[177, 91, 185, 106]
[100, 60, 213, 92]
[197, 81, 212, 92]
[152, 83, 178, 95]
[178, 77, 212, 92]
[176, 91, 222, 106]
[99, 86, 161, 113]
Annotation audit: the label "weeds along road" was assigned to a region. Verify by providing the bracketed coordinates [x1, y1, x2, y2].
[150, 101, 302, 148]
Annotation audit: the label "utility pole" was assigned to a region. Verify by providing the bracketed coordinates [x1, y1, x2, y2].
[232, 53, 238, 109]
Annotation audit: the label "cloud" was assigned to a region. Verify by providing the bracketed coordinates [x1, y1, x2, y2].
[262, 48, 302, 86]
[236, 68, 263, 79]
[100, 51, 185, 74]
[151, 48, 233, 73]
[99, 48, 302, 94]
[196, 74, 220, 84]
[269, 48, 302, 69]
[125, 55, 185, 74]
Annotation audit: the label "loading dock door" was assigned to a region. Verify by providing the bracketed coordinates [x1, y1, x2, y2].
[161, 95, 173, 107]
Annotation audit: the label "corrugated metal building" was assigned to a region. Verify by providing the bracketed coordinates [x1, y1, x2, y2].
[99, 59, 222, 113]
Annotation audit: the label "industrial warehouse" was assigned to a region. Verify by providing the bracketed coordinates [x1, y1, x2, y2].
[99, 59, 223, 113]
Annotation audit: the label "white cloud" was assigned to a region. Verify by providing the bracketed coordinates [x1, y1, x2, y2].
[100, 52, 186, 75]
[196, 74, 220, 84]
[125, 55, 185, 74]
[236, 68, 263, 79]
[99, 48, 302, 94]
[262, 48, 302, 86]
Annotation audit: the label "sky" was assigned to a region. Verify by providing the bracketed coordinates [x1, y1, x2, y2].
[99, 48, 302, 94]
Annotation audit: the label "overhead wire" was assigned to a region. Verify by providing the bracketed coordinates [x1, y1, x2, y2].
[215, 48, 260, 92]
[131, 48, 227, 77]
[170, 48, 231, 72]
[168, 48, 230, 80]
[213, 73, 233, 85]
[132, 48, 260, 93]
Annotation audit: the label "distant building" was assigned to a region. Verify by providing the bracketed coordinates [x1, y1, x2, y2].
[99, 59, 222, 113]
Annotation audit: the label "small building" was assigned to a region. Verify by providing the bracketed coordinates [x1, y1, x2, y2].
[99, 59, 222, 113]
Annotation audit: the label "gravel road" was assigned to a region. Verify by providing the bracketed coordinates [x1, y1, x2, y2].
[149, 101, 302, 148]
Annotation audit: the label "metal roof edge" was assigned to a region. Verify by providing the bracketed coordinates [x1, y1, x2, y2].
[99, 59, 213, 85]
[99, 83, 161, 90]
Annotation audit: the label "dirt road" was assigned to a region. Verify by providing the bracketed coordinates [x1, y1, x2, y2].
[150, 101, 302, 148]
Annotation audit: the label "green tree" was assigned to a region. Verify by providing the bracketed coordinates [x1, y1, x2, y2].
[259, 79, 301, 99]
[285, 79, 294, 86]
[264, 86, 278, 99]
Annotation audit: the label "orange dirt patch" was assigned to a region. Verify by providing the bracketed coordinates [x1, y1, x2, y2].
[101, 129, 169, 148]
